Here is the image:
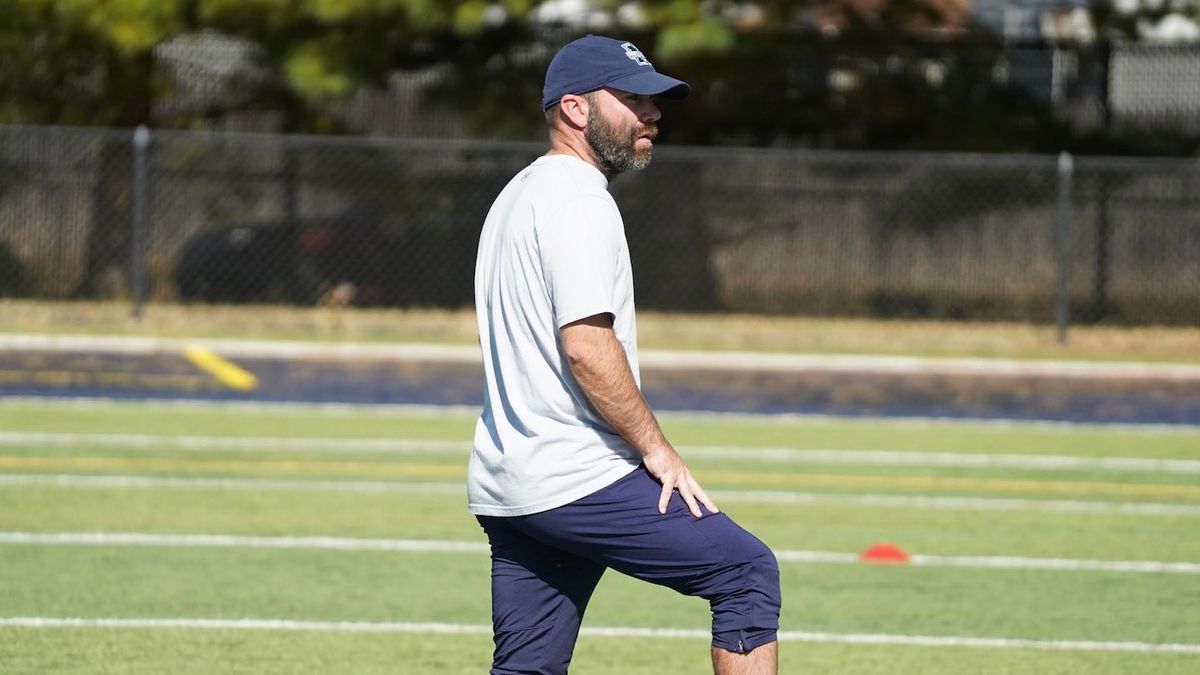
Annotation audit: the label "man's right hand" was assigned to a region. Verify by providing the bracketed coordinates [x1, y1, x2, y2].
[642, 445, 719, 518]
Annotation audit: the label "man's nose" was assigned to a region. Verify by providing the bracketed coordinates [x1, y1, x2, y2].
[640, 100, 661, 123]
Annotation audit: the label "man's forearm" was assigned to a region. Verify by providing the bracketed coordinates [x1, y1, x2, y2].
[562, 323, 668, 456]
[561, 315, 717, 516]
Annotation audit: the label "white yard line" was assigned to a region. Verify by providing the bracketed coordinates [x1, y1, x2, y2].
[4, 430, 1198, 474]
[684, 445, 1200, 474]
[0, 473, 466, 495]
[3, 531, 1198, 575]
[712, 488, 1200, 517]
[2, 616, 1198, 654]
[3, 332, 1198, 380]
[905, 554, 1200, 574]
[5, 473, 1199, 517]
[0, 532, 489, 554]
[4, 395, 1198, 432]
[0, 431, 466, 454]
[773, 548, 1200, 575]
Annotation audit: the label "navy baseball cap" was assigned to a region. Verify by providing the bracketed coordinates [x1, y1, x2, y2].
[542, 35, 690, 110]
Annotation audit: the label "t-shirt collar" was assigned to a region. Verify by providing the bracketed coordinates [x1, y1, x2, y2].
[536, 153, 609, 189]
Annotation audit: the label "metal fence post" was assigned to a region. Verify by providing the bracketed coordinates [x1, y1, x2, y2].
[1055, 152, 1073, 346]
[131, 125, 150, 320]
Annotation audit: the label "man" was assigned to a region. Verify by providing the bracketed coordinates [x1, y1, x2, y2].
[470, 35, 781, 675]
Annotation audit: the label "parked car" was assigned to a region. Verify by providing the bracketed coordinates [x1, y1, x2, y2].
[0, 241, 30, 297]
[172, 209, 475, 307]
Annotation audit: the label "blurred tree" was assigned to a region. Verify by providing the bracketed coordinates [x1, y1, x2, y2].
[0, 0, 175, 126]
[0, 0, 1074, 142]
[4, 1, 1196, 144]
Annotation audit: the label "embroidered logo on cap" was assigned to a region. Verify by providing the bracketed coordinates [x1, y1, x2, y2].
[622, 42, 651, 66]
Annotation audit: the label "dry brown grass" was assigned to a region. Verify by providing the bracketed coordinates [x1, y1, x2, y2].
[2, 299, 1197, 363]
[635, 313, 1200, 362]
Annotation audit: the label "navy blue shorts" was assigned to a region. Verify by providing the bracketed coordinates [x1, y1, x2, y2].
[477, 465, 781, 675]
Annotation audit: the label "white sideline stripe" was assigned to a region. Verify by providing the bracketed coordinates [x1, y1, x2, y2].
[2, 617, 1198, 654]
[0, 473, 465, 495]
[0, 532, 488, 554]
[4, 332, 1199, 380]
[5, 431, 1199, 474]
[713, 488, 1200, 517]
[5, 531, 1199, 575]
[0, 334, 480, 364]
[0, 431, 465, 454]
[5, 473, 1200, 517]
[5, 396, 1199, 432]
[773, 549, 1200, 574]
[685, 445, 1200, 474]
[774, 550, 860, 564]
[906, 554, 1200, 574]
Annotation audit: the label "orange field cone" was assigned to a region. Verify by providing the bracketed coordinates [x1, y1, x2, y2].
[860, 542, 910, 564]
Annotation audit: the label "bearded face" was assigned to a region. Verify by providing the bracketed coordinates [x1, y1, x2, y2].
[585, 94, 658, 175]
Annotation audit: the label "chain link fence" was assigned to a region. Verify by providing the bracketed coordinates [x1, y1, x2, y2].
[1, 124, 1198, 326]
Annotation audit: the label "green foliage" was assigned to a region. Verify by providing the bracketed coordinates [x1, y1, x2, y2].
[54, 0, 186, 54]
[1, 0, 472, 128]
[657, 17, 735, 61]
[0, 0, 181, 124]
[452, 0, 494, 35]
[1, 1, 1195, 153]
[284, 38, 353, 98]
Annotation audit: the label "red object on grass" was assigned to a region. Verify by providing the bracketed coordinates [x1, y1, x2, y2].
[860, 543, 910, 564]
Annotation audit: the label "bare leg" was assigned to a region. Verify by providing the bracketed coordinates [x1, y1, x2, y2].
[712, 641, 777, 675]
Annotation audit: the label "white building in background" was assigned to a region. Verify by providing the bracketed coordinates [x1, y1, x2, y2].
[971, 1, 1200, 134]
[1108, 43, 1200, 134]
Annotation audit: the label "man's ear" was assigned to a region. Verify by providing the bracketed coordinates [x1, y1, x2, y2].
[559, 94, 590, 130]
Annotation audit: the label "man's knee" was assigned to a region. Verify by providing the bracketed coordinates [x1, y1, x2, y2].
[710, 545, 781, 654]
[492, 621, 575, 675]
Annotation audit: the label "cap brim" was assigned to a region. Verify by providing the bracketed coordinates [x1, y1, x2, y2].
[605, 70, 690, 101]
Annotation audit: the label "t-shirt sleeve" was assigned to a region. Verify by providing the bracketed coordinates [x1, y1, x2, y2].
[537, 195, 622, 328]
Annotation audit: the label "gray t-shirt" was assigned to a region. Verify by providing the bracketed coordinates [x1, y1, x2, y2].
[468, 154, 641, 517]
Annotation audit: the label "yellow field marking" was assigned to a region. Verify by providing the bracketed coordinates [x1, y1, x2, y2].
[1, 455, 1198, 501]
[0, 456, 459, 480]
[182, 346, 257, 391]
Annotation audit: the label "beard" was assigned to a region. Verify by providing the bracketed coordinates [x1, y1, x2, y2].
[586, 108, 657, 175]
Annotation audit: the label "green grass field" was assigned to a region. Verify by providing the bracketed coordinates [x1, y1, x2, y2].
[1, 398, 1199, 674]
